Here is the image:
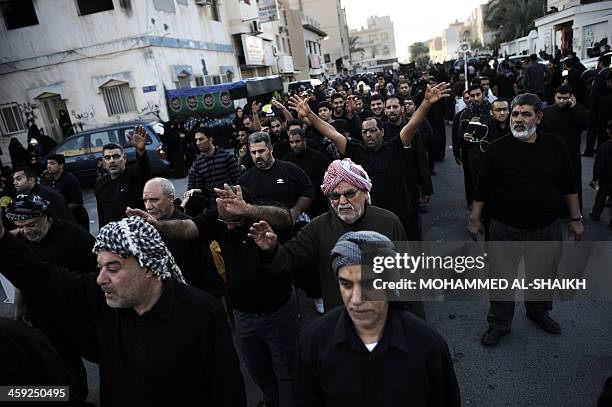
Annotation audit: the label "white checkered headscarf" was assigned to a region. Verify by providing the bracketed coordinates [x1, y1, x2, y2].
[93, 216, 185, 283]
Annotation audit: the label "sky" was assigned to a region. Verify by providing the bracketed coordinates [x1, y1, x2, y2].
[343, 0, 489, 61]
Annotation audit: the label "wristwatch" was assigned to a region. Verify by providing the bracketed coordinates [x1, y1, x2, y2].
[570, 216, 583, 222]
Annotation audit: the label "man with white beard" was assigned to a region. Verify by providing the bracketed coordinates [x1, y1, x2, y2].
[467, 93, 584, 346]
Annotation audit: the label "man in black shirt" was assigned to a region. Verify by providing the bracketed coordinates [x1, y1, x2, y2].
[463, 99, 510, 240]
[43, 153, 90, 230]
[289, 83, 450, 240]
[299, 231, 460, 406]
[0, 215, 245, 407]
[540, 84, 589, 210]
[6, 194, 96, 399]
[128, 187, 296, 407]
[369, 94, 386, 122]
[467, 93, 584, 346]
[12, 166, 74, 222]
[142, 177, 225, 297]
[282, 128, 330, 219]
[94, 126, 151, 227]
[239, 131, 314, 225]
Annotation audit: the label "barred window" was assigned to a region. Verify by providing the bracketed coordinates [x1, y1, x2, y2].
[101, 83, 137, 116]
[0, 104, 26, 135]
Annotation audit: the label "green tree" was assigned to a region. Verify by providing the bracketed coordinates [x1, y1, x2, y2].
[485, 0, 546, 48]
[349, 36, 364, 54]
[409, 42, 429, 62]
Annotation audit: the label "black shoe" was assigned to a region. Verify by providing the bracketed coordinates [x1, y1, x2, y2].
[590, 212, 601, 221]
[582, 151, 594, 157]
[526, 313, 561, 334]
[480, 328, 510, 346]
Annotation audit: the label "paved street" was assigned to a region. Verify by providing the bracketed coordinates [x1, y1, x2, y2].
[2, 127, 611, 406]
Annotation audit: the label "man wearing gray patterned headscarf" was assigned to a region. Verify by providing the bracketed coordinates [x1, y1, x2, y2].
[299, 231, 460, 407]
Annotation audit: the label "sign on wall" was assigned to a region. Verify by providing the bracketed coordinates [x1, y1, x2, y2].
[258, 0, 279, 23]
[242, 35, 265, 66]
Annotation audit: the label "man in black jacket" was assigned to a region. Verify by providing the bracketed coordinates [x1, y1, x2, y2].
[540, 84, 589, 210]
[299, 231, 460, 407]
[13, 166, 74, 222]
[94, 126, 150, 227]
[0, 215, 245, 407]
[43, 153, 90, 231]
[142, 177, 225, 297]
[6, 194, 96, 399]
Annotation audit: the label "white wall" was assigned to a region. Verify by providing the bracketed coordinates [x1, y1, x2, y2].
[0, 0, 239, 150]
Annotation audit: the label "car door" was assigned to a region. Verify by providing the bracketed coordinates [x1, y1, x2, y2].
[54, 134, 91, 179]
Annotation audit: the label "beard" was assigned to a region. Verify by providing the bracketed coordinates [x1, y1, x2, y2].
[511, 122, 537, 139]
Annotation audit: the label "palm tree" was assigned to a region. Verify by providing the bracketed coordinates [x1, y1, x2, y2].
[349, 36, 365, 54]
[349, 36, 365, 67]
[485, 0, 546, 47]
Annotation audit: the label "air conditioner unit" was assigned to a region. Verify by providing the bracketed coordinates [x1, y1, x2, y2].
[251, 20, 262, 34]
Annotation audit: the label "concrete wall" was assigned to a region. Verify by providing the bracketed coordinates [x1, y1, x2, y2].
[0, 0, 238, 150]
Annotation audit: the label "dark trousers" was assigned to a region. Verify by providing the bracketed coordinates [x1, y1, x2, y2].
[461, 148, 473, 205]
[592, 183, 612, 222]
[234, 290, 298, 407]
[486, 219, 562, 330]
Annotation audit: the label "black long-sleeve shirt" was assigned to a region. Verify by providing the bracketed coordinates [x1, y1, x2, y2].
[474, 132, 577, 228]
[30, 183, 75, 223]
[94, 151, 151, 227]
[0, 233, 246, 407]
[345, 134, 432, 225]
[540, 104, 589, 158]
[299, 305, 460, 407]
[593, 140, 612, 184]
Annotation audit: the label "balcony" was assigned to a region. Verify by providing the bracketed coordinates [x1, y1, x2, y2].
[302, 14, 327, 37]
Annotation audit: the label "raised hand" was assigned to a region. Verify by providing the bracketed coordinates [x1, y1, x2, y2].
[252, 101, 262, 114]
[215, 184, 250, 218]
[288, 95, 312, 120]
[424, 82, 451, 105]
[126, 207, 158, 227]
[345, 96, 355, 116]
[129, 126, 147, 152]
[270, 98, 286, 111]
[247, 221, 278, 251]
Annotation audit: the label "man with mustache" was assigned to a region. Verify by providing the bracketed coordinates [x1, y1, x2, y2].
[238, 131, 314, 225]
[95, 126, 150, 227]
[0, 215, 246, 406]
[249, 158, 421, 317]
[287, 83, 450, 241]
[299, 231, 460, 406]
[467, 93, 584, 346]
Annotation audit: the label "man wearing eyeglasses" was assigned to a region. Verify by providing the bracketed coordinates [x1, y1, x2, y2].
[249, 158, 425, 318]
[467, 93, 583, 346]
[287, 83, 450, 241]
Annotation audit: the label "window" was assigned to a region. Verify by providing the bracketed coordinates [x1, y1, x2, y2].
[120, 127, 152, 147]
[1, 1, 39, 30]
[56, 135, 89, 157]
[210, 0, 220, 22]
[177, 75, 191, 89]
[282, 37, 287, 53]
[324, 53, 331, 63]
[204, 74, 228, 86]
[369, 34, 377, 43]
[89, 130, 120, 153]
[76, 0, 114, 16]
[0, 104, 26, 135]
[195, 76, 205, 87]
[101, 83, 137, 116]
[381, 33, 389, 41]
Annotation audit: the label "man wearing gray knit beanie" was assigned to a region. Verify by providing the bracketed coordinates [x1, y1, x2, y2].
[298, 231, 461, 406]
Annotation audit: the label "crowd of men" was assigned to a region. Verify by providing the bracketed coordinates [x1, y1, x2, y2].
[1, 51, 611, 406]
